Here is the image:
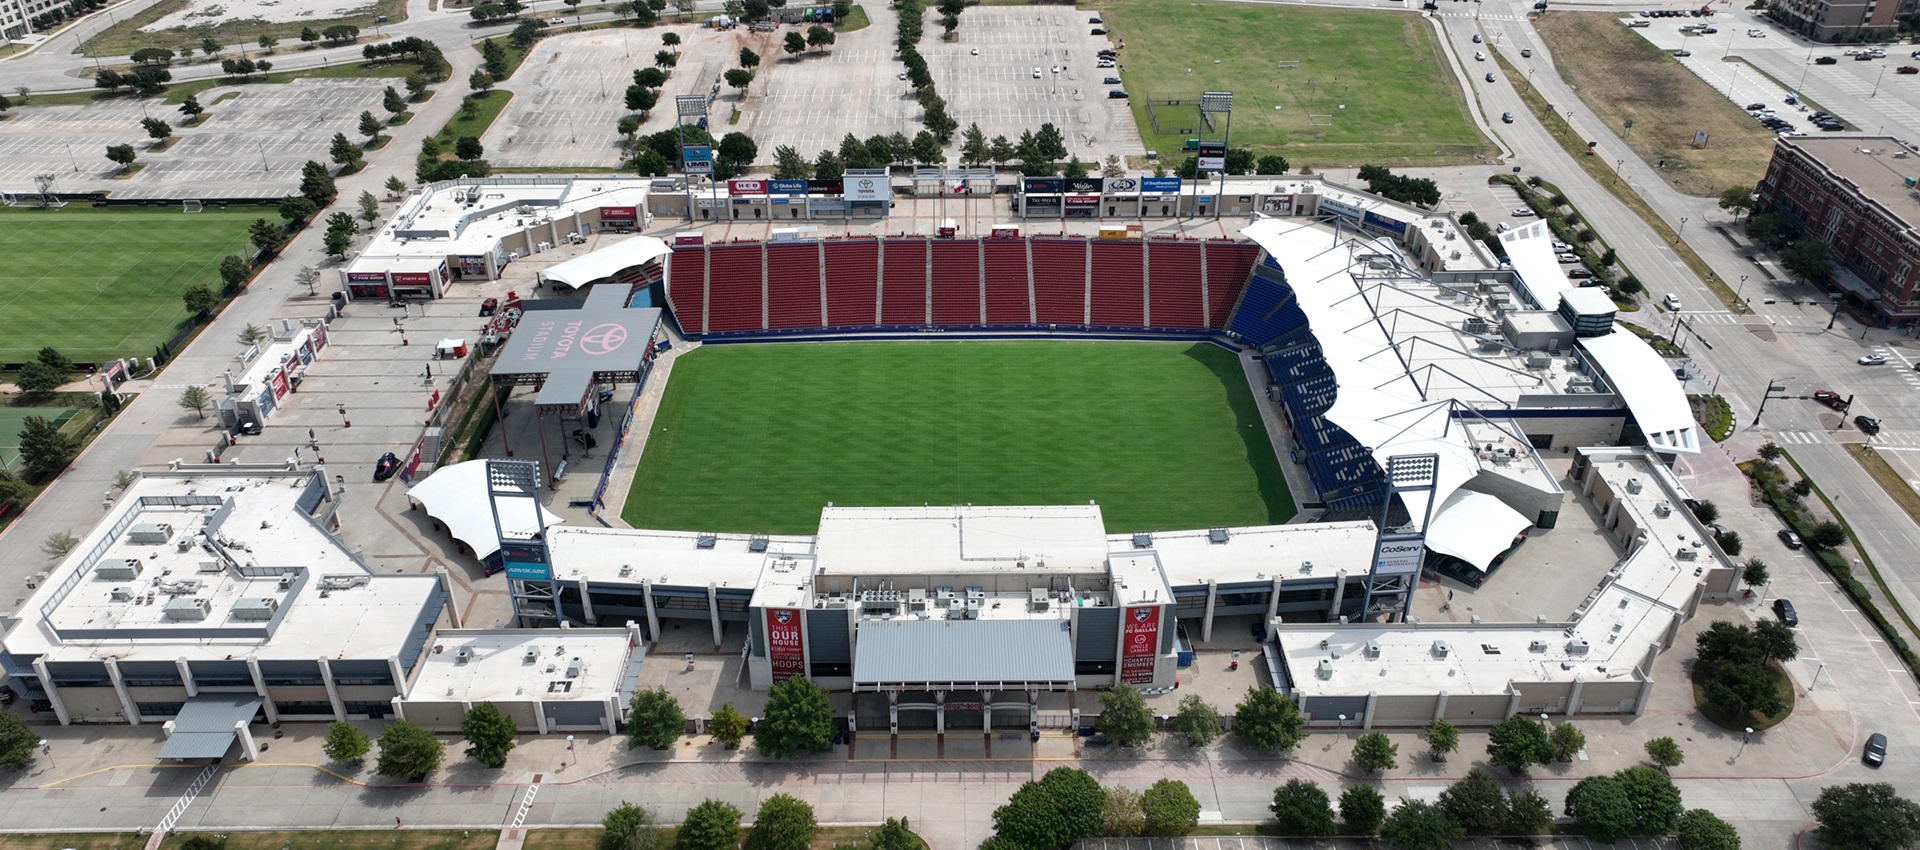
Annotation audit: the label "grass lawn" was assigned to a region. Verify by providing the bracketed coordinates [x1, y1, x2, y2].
[838, 5, 871, 32]
[1690, 658, 1796, 732]
[1689, 393, 1734, 442]
[160, 832, 497, 850]
[80, 0, 408, 58]
[0, 206, 254, 364]
[1096, 0, 1491, 166]
[622, 341, 1295, 534]
[1533, 12, 1779, 198]
[433, 90, 516, 149]
[0, 406, 79, 469]
[0, 835, 145, 850]
[524, 826, 919, 850]
[18, 61, 422, 108]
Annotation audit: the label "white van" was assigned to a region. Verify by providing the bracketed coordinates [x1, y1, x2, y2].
[1663, 293, 1681, 310]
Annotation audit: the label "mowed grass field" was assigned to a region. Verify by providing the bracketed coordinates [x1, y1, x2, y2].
[1097, 0, 1492, 165]
[622, 341, 1295, 534]
[1534, 13, 1779, 197]
[0, 206, 254, 364]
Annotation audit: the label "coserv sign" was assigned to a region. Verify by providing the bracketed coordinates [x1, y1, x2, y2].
[1373, 535, 1425, 576]
[765, 608, 805, 681]
[1121, 606, 1161, 683]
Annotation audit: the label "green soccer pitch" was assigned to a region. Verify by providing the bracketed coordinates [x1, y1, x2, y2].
[620, 340, 1297, 534]
[0, 206, 256, 364]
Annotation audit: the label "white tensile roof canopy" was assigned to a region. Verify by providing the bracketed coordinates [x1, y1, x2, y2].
[537, 236, 671, 290]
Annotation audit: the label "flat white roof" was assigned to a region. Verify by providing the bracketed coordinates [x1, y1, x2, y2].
[1278, 449, 1706, 697]
[233, 326, 317, 392]
[405, 628, 639, 705]
[1577, 332, 1702, 454]
[813, 504, 1112, 574]
[1500, 220, 1573, 307]
[6, 470, 441, 664]
[544, 526, 813, 590]
[356, 178, 652, 266]
[1143, 521, 1379, 586]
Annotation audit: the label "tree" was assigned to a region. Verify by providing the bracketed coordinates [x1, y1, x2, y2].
[1437, 769, 1507, 835]
[1340, 785, 1387, 836]
[772, 145, 812, 180]
[813, 150, 843, 180]
[300, 26, 320, 45]
[1703, 659, 1786, 717]
[1718, 186, 1755, 219]
[869, 819, 915, 850]
[626, 85, 660, 115]
[1352, 732, 1398, 774]
[746, 794, 814, 850]
[806, 24, 834, 50]
[1646, 736, 1685, 771]
[709, 703, 749, 748]
[1034, 122, 1068, 160]
[461, 702, 517, 767]
[724, 67, 755, 94]
[1616, 766, 1685, 835]
[105, 143, 137, 171]
[634, 67, 668, 88]
[626, 687, 686, 749]
[1813, 783, 1920, 850]
[757, 676, 834, 758]
[1676, 809, 1741, 850]
[991, 767, 1103, 849]
[1141, 779, 1199, 837]
[300, 160, 336, 205]
[1782, 238, 1831, 281]
[405, 74, 431, 100]
[0, 713, 37, 768]
[1566, 775, 1636, 843]
[279, 195, 318, 223]
[1095, 684, 1154, 747]
[907, 130, 941, 166]
[1269, 779, 1336, 837]
[41, 530, 77, 559]
[1805, 520, 1846, 549]
[655, 49, 678, 68]
[1753, 618, 1799, 662]
[258, 34, 278, 52]
[960, 123, 987, 166]
[1422, 718, 1459, 761]
[13, 347, 74, 393]
[1234, 686, 1307, 752]
[738, 47, 760, 69]
[784, 31, 806, 56]
[375, 720, 444, 780]
[0, 468, 32, 511]
[220, 255, 252, 292]
[455, 136, 485, 161]
[1505, 790, 1554, 835]
[201, 36, 222, 58]
[1101, 787, 1145, 837]
[182, 283, 220, 316]
[1485, 715, 1552, 772]
[324, 223, 352, 258]
[989, 135, 1015, 164]
[357, 191, 381, 227]
[1170, 694, 1220, 747]
[601, 802, 663, 850]
[1549, 721, 1586, 761]
[248, 217, 287, 255]
[1691, 499, 1719, 523]
[1380, 800, 1462, 850]
[330, 132, 361, 169]
[179, 94, 204, 120]
[676, 800, 742, 850]
[1256, 154, 1290, 175]
[323, 720, 371, 762]
[1742, 558, 1769, 589]
[141, 117, 172, 143]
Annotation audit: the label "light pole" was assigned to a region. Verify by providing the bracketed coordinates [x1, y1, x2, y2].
[1872, 65, 1888, 98]
[1677, 216, 1690, 241]
[259, 141, 270, 173]
[1539, 712, 1550, 729]
[1799, 47, 1814, 90]
[1808, 660, 1826, 692]
[1338, 714, 1347, 732]
[66, 144, 78, 172]
[1736, 726, 1753, 759]
[37, 739, 51, 767]
[1827, 292, 1846, 330]
[1750, 378, 1792, 427]
[1614, 158, 1624, 186]
[565, 734, 575, 765]
[1737, 273, 1749, 302]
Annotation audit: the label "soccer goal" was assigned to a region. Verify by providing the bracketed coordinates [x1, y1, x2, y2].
[182, 199, 204, 213]
[1275, 60, 1301, 69]
[1307, 114, 1335, 126]
[0, 191, 15, 207]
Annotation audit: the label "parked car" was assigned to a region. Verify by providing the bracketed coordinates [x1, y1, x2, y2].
[1901, 66, 1919, 74]
[1855, 414, 1883, 435]
[373, 452, 400, 482]
[546, 17, 567, 24]
[1089, 14, 1102, 22]
[1568, 268, 1597, 280]
[1108, 89, 1128, 98]
[1556, 251, 1580, 263]
[1814, 389, 1849, 410]
[1858, 53, 1876, 60]
[1102, 76, 1122, 84]
[1512, 207, 1535, 217]
[1859, 353, 1889, 365]
[1472, 33, 1482, 42]
[1865, 733, 1888, 767]
[1817, 56, 1838, 64]
[1032, 67, 1042, 78]
[971, 47, 979, 55]
[1779, 529, 1803, 549]
[1475, 51, 1486, 60]
[1663, 293, 1681, 310]
[1521, 48, 1533, 57]
[1090, 27, 1107, 34]
[1745, 102, 1767, 110]
[1673, 49, 1693, 57]
[1502, 111, 1514, 123]
[479, 297, 499, 317]
[1486, 72, 1496, 82]
[1748, 28, 1766, 36]
[1773, 598, 1799, 627]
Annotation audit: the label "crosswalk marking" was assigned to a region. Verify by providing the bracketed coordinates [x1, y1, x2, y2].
[1776, 430, 1824, 445]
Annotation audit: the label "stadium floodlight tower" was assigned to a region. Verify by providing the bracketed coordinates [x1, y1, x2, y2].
[675, 94, 714, 221]
[1198, 91, 1234, 220]
[487, 459, 562, 627]
[1362, 453, 1440, 622]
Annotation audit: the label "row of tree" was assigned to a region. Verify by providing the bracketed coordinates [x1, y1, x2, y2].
[983, 767, 1202, 849]
[598, 797, 916, 850]
[29, 0, 107, 33]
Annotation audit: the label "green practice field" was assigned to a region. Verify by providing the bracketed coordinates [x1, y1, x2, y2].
[0, 206, 255, 364]
[1100, 0, 1493, 166]
[0, 407, 77, 469]
[622, 341, 1295, 534]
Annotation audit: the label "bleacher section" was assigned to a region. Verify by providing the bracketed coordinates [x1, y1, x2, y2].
[1204, 240, 1258, 329]
[1147, 241, 1206, 330]
[824, 239, 879, 327]
[880, 239, 928, 326]
[766, 243, 822, 330]
[705, 244, 763, 333]
[931, 241, 982, 325]
[665, 246, 708, 334]
[1226, 260, 1309, 348]
[984, 240, 1032, 324]
[1032, 240, 1088, 326]
[1089, 242, 1146, 327]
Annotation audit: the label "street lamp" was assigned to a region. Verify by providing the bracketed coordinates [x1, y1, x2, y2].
[1677, 217, 1690, 241]
[1750, 377, 1792, 427]
[1736, 726, 1754, 759]
[1737, 274, 1749, 302]
[66, 144, 78, 173]
[338, 404, 350, 428]
[1872, 65, 1888, 98]
[1338, 714, 1347, 731]
[1540, 713, 1550, 728]
[1827, 292, 1846, 330]
[37, 739, 51, 767]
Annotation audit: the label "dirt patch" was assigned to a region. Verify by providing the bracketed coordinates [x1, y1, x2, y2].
[1534, 13, 1778, 198]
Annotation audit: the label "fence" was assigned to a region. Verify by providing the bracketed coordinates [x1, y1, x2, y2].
[585, 356, 658, 524]
[1078, 836, 1681, 850]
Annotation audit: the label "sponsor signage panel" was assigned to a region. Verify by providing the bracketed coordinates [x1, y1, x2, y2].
[765, 607, 806, 681]
[1363, 210, 1408, 235]
[728, 179, 768, 196]
[846, 175, 888, 202]
[1141, 177, 1182, 193]
[458, 255, 487, 276]
[674, 233, 706, 246]
[768, 179, 808, 195]
[1197, 142, 1227, 173]
[1373, 533, 1425, 577]
[391, 272, 432, 286]
[347, 272, 389, 284]
[599, 206, 638, 220]
[269, 370, 289, 400]
[1103, 178, 1139, 194]
[1064, 177, 1103, 194]
[807, 178, 844, 195]
[1064, 195, 1100, 206]
[990, 226, 1021, 238]
[1121, 606, 1161, 683]
[683, 145, 713, 175]
[501, 539, 552, 581]
[1319, 198, 1363, 220]
[1023, 178, 1064, 194]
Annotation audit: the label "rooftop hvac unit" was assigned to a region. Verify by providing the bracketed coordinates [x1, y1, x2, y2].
[1316, 659, 1334, 679]
[1364, 640, 1381, 659]
[1030, 588, 1051, 612]
[1567, 385, 1596, 394]
[1529, 640, 1549, 653]
[1567, 375, 1595, 388]
[95, 560, 142, 581]
[935, 588, 955, 604]
[1653, 503, 1672, 518]
[159, 578, 203, 595]
[1525, 352, 1552, 369]
[231, 597, 278, 621]
[1676, 548, 1698, 561]
[696, 533, 718, 549]
[965, 597, 983, 619]
[1462, 317, 1489, 334]
[1567, 639, 1591, 655]
[110, 586, 133, 602]
[455, 646, 475, 663]
[523, 646, 541, 663]
[1626, 478, 1643, 495]
[128, 523, 175, 545]
[1431, 640, 1452, 658]
[1478, 339, 1504, 353]
[907, 589, 929, 611]
[177, 535, 196, 553]
[278, 573, 296, 590]
[162, 596, 211, 621]
[197, 559, 224, 574]
[565, 657, 582, 678]
[822, 593, 848, 608]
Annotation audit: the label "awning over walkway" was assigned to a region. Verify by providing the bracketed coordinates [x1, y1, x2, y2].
[537, 236, 671, 290]
[1577, 331, 1701, 454]
[407, 460, 566, 562]
[157, 694, 263, 760]
[1424, 490, 1532, 569]
[852, 619, 1075, 690]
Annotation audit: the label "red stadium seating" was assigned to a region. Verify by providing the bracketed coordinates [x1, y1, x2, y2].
[983, 240, 1032, 324]
[824, 239, 880, 327]
[880, 239, 928, 325]
[666, 247, 708, 334]
[1205, 240, 1259, 330]
[1147, 241, 1206, 330]
[1031, 240, 1087, 325]
[766, 243, 822, 330]
[705, 244, 764, 333]
[1089, 241, 1145, 326]
[930, 241, 982, 325]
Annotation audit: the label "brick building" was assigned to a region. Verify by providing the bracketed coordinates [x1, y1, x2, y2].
[1756, 136, 1920, 325]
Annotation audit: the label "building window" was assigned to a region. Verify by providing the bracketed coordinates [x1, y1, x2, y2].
[273, 701, 335, 716]
[136, 702, 186, 717]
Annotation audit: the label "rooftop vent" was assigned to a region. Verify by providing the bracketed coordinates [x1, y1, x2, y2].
[565, 657, 582, 678]
[1132, 532, 1153, 549]
[1431, 640, 1451, 658]
[1676, 547, 1699, 561]
[1316, 659, 1334, 679]
[1626, 478, 1643, 495]
[1363, 640, 1381, 659]
[1567, 639, 1591, 655]
[523, 646, 541, 663]
[455, 646, 475, 663]
[748, 535, 769, 553]
[109, 586, 133, 602]
[696, 533, 718, 549]
[1209, 527, 1229, 544]
[1529, 640, 1549, 653]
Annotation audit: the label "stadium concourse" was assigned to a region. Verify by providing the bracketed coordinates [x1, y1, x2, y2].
[1, 172, 1730, 741]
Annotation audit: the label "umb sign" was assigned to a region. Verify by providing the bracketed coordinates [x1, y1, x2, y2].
[765, 608, 805, 682]
[1121, 606, 1161, 683]
[1372, 533, 1425, 577]
[683, 145, 714, 176]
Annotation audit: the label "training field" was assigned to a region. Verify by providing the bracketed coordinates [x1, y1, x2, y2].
[0, 407, 77, 470]
[1101, 0, 1493, 166]
[622, 341, 1296, 534]
[0, 206, 255, 364]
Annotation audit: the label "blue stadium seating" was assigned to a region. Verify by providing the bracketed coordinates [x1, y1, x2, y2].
[1226, 266, 1309, 347]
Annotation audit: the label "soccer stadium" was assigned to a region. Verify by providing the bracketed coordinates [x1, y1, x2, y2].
[2, 176, 1739, 741]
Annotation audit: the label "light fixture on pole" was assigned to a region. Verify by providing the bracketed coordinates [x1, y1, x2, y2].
[1737, 273, 1749, 302]
[1749, 378, 1790, 427]
[1737, 726, 1753, 759]
[1199, 91, 1234, 221]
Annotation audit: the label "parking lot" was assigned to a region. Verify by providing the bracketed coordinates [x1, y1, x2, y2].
[0, 79, 387, 200]
[487, 28, 719, 168]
